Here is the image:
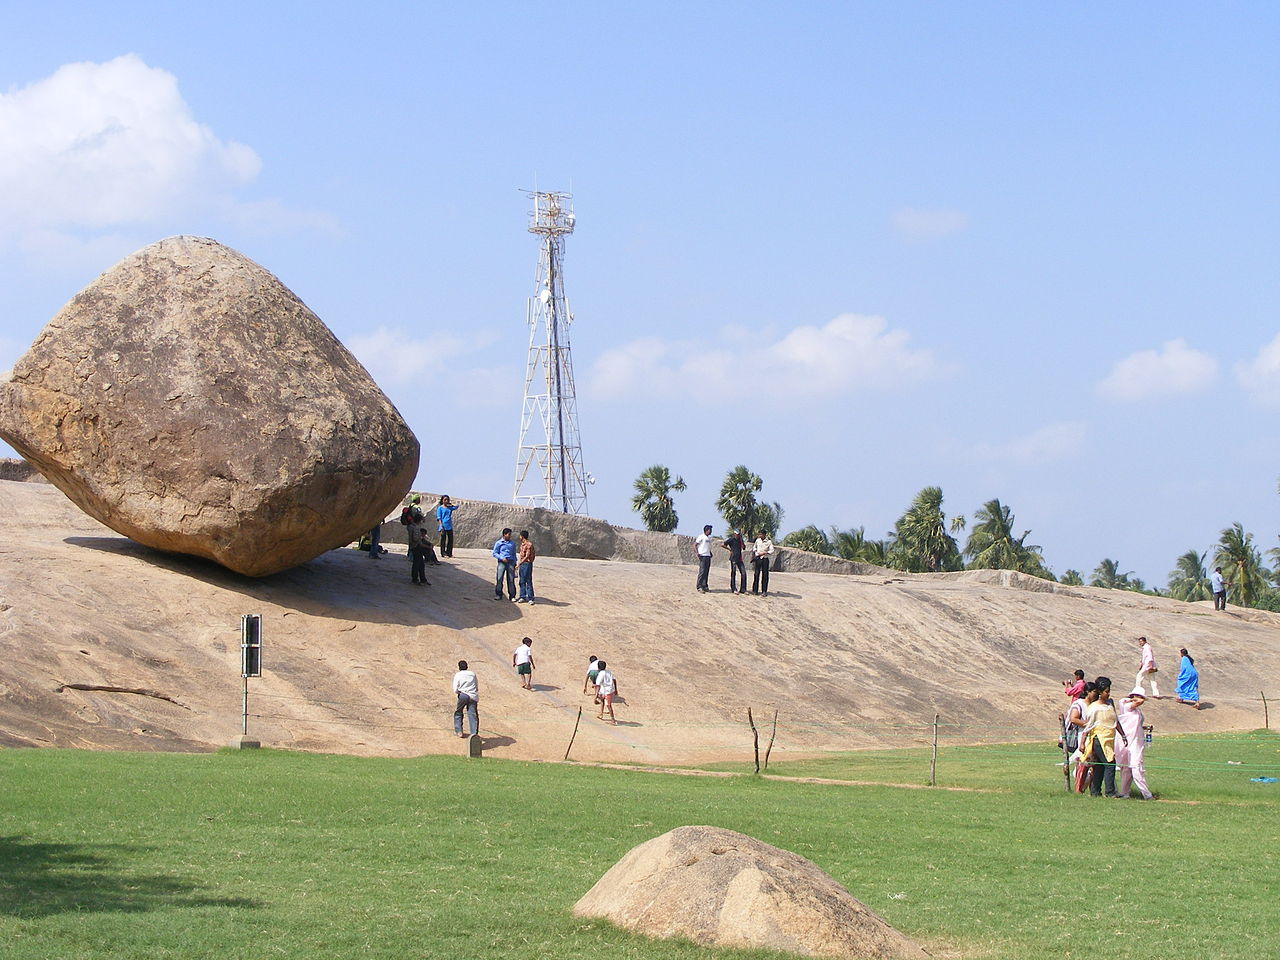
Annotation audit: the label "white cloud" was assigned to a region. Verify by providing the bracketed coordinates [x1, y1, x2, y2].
[891, 206, 970, 241]
[1095, 338, 1217, 401]
[971, 421, 1088, 467]
[347, 325, 498, 388]
[589, 313, 942, 402]
[0, 55, 325, 248]
[1235, 332, 1280, 407]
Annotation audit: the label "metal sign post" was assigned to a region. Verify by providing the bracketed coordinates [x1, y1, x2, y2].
[232, 614, 262, 749]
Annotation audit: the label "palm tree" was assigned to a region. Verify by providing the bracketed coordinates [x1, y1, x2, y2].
[630, 464, 686, 533]
[890, 486, 962, 573]
[715, 465, 784, 538]
[1167, 549, 1212, 602]
[1213, 522, 1270, 609]
[1060, 569, 1084, 586]
[963, 499, 1051, 577]
[1090, 558, 1134, 590]
[829, 526, 893, 566]
[781, 525, 832, 555]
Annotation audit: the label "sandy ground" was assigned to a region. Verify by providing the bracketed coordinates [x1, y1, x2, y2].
[1, 480, 1277, 765]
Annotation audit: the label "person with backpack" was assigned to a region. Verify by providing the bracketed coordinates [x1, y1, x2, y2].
[400, 494, 425, 527]
[1064, 681, 1095, 791]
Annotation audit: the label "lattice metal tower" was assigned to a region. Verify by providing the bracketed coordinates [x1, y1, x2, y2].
[512, 190, 590, 514]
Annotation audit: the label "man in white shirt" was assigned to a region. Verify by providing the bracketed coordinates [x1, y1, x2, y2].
[752, 531, 774, 596]
[695, 524, 714, 593]
[512, 637, 535, 690]
[595, 659, 618, 724]
[1135, 636, 1160, 699]
[452, 660, 479, 738]
[1210, 566, 1228, 610]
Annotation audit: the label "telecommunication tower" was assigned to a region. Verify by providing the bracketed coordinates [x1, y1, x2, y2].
[512, 190, 590, 514]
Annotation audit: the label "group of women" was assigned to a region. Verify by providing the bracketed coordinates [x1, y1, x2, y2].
[1060, 647, 1202, 799]
[1063, 676, 1153, 798]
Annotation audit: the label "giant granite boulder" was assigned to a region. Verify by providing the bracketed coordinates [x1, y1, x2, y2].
[574, 825, 929, 958]
[0, 236, 418, 577]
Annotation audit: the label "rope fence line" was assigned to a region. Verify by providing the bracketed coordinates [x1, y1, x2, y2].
[247, 690, 1280, 731]
[239, 687, 1280, 780]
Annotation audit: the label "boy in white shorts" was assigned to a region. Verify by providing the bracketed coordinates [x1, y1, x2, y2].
[595, 660, 618, 724]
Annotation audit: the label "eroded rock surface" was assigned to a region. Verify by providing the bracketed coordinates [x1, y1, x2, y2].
[0, 236, 418, 576]
[574, 825, 929, 958]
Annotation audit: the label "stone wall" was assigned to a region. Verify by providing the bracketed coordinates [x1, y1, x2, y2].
[377, 492, 890, 576]
[0, 457, 48, 483]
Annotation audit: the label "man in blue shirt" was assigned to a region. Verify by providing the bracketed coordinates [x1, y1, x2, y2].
[492, 527, 517, 600]
[436, 495, 459, 558]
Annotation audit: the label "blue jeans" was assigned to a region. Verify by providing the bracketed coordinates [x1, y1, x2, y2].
[518, 561, 535, 601]
[454, 694, 478, 736]
[495, 561, 515, 598]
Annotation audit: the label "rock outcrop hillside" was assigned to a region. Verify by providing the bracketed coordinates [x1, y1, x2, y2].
[1, 479, 1276, 764]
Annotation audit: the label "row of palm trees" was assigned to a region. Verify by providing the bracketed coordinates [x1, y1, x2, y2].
[632, 466, 1280, 609]
[1102, 523, 1275, 609]
[779, 488, 1053, 579]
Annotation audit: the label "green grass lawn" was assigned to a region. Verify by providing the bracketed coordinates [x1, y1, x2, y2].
[1, 736, 1278, 959]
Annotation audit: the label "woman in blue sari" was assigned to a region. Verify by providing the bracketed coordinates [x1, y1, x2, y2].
[1176, 648, 1200, 709]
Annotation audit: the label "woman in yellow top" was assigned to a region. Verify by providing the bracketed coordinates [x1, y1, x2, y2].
[1080, 676, 1129, 798]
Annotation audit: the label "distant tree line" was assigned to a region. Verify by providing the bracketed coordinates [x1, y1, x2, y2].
[631, 466, 1280, 611]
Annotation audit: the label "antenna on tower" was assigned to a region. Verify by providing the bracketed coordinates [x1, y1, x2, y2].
[512, 190, 590, 514]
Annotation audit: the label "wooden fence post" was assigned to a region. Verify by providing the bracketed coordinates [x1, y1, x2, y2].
[563, 706, 583, 761]
[929, 713, 940, 786]
[764, 710, 778, 770]
[748, 707, 760, 773]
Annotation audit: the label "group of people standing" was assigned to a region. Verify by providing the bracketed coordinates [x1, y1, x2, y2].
[393, 494, 458, 585]
[1062, 674, 1152, 799]
[1059, 636, 1204, 799]
[695, 526, 775, 596]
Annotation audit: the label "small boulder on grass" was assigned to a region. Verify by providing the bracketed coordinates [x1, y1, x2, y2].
[573, 825, 929, 959]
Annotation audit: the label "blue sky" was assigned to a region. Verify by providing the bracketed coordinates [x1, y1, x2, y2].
[1, 2, 1277, 586]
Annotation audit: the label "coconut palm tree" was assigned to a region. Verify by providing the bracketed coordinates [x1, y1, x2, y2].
[1166, 549, 1212, 602]
[630, 464, 687, 533]
[1060, 569, 1084, 586]
[715, 465, 783, 538]
[781, 525, 832, 555]
[1090, 558, 1135, 590]
[963, 499, 1051, 577]
[829, 526, 893, 566]
[1213, 522, 1270, 609]
[889, 485, 962, 573]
